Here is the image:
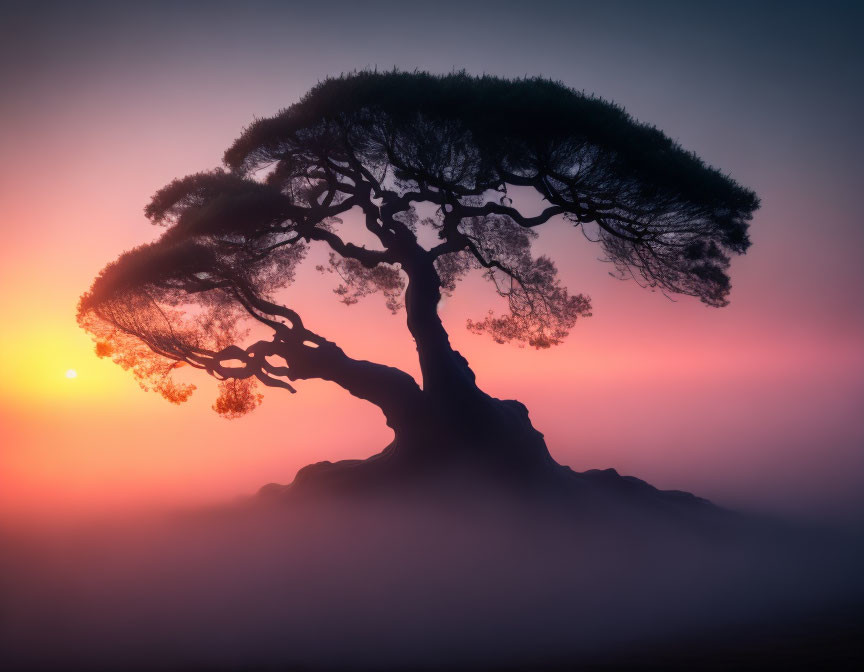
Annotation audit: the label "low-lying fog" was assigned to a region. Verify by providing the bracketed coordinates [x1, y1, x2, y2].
[2, 488, 862, 670]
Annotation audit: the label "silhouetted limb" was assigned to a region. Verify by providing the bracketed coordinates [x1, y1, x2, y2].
[79, 71, 758, 490]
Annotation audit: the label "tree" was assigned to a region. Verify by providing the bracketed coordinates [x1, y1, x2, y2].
[78, 72, 759, 489]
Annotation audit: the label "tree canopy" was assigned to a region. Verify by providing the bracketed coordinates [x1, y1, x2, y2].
[79, 71, 758, 420]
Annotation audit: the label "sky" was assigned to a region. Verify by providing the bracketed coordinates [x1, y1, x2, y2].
[0, 0, 862, 524]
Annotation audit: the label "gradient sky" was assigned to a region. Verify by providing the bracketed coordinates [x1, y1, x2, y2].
[1, 0, 862, 523]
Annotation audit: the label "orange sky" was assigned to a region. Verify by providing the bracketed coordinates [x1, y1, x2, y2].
[1, 3, 862, 524]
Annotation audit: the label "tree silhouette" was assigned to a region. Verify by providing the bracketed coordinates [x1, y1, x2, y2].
[78, 72, 758, 486]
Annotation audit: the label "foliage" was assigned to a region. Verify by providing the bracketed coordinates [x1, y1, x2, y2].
[79, 71, 758, 417]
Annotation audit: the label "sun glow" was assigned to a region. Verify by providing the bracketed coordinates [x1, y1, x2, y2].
[66, 369, 78, 379]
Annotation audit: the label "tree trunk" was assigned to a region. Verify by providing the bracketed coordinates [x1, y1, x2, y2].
[279, 254, 561, 494]
[403, 255, 481, 402]
[283, 389, 559, 497]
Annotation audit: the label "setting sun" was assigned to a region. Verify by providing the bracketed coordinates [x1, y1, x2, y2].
[66, 369, 78, 379]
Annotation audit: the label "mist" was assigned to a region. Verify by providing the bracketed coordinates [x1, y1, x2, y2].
[3, 487, 862, 671]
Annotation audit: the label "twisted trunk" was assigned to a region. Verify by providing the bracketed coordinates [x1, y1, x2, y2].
[279, 253, 559, 495]
[403, 253, 480, 401]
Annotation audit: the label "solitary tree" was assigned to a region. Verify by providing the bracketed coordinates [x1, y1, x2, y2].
[79, 72, 758, 489]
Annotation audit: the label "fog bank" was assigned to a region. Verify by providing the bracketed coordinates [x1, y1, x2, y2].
[2, 489, 862, 670]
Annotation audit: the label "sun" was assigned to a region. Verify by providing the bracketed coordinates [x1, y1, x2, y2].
[65, 369, 78, 379]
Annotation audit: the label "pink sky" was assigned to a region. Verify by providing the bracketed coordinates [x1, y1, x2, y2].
[1, 3, 862, 524]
